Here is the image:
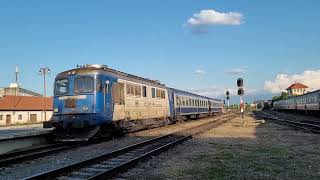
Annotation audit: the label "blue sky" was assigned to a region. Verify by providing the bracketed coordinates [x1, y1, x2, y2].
[0, 0, 319, 100]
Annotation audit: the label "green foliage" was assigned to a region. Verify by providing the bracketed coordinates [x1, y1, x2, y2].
[257, 103, 263, 109]
[272, 92, 289, 101]
[262, 102, 270, 110]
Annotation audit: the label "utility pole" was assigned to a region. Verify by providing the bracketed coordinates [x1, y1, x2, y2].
[39, 67, 51, 121]
[15, 66, 19, 84]
[14, 66, 19, 96]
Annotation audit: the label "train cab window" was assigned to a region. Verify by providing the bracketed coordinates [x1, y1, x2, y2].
[142, 86, 147, 97]
[55, 79, 69, 94]
[152, 88, 156, 98]
[74, 77, 94, 93]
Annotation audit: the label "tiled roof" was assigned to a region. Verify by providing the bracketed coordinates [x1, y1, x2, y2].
[0, 95, 53, 111]
[286, 83, 308, 90]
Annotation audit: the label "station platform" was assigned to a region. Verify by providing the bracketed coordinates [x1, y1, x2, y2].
[0, 124, 53, 154]
[0, 124, 52, 141]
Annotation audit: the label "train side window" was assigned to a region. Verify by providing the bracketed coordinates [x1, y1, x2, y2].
[135, 85, 141, 97]
[152, 88, 156, 98]
[161, 90, 165, 99]
[112, 82, 125, 104]
[126, 84, 134, 96]
[96, 79, 102, 92]
[142, 86, 147, 98]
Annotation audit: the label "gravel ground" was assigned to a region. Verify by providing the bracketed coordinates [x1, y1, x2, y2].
[0, 115, 227, 180]
[117, 114, 320, 180]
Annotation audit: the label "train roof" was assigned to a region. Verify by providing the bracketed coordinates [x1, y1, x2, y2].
[56, 64, 167, 88]
[169, 88, 222, 102]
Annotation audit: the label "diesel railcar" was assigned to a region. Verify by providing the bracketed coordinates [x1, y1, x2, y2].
[45, 64, 223, 141]
[273, 90, 320, 114]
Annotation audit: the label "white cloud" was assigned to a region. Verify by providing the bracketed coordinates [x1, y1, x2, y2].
[194, 69, 207, 75]
[186, 9, 244, 28]
[264, 70, 320, 93]
[226, 66, 248, 76]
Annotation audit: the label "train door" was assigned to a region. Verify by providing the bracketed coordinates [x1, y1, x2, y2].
[95, 76, 107, 114]
[96, 77, 112, 120]
[6, 115, 11, 125]
[112, 82, 125, 120]
[175, 95, 181, 117]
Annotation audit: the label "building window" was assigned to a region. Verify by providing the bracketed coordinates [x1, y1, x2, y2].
[18, 114, 22, 120]
[0, 115, 2, 120]
[142, 86, 147, 97]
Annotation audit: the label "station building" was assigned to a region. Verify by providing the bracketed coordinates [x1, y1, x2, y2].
[0, 95, 53, 126]
[0, 83, 42, 97]
[286, 83, 309, 96]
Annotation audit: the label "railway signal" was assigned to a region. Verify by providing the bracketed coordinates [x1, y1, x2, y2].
[237, 78, 243, 87]
[226, 91, 230, 108]
[238, 88, 244, 96]
[236, 78, 245, 119]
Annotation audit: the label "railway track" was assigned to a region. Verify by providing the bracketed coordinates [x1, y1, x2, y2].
[253, 111, 320, 133]
[0, 138, 114, 167]
[24, 113, 238, 180]
[0, 113, 233, 168]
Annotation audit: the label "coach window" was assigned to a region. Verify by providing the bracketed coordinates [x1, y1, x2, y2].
[135, 85, 142, 97]
[126, 84, 134, 96]
[161, 90, 165, 99]
[152, 88, 156, 98]
[142, 86, 147, 98]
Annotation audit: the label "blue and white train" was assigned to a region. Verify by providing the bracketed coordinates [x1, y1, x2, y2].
[45, 64, 223, 141]
[273, 90, 320, 114]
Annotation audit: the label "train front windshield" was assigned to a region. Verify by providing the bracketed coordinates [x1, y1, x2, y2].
[55, 79, 69, 95]
[74, 77, 94, 93]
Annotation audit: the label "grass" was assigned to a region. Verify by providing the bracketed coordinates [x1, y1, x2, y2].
[177, 144, 292, 179]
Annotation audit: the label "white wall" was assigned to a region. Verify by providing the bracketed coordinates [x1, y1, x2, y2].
[0, 111, 53, 126]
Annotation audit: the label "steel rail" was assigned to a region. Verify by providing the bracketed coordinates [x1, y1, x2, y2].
[253, 111, 320, 133]
[0, 138, 113, 167]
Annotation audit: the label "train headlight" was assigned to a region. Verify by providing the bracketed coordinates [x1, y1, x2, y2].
[53, 107, 59, 113]
[82, 106, 89, 112]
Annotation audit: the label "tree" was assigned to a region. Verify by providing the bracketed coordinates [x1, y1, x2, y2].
[272, 92, 289, 101]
